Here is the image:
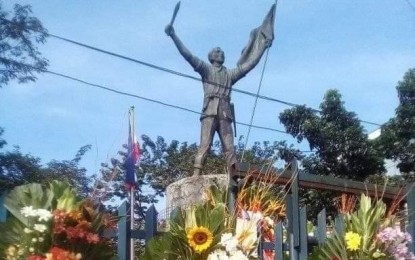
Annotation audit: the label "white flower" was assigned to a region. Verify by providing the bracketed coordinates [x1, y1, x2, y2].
[32, 238, 38, 242]
[229, 250, 249, 260]
[220, 233, 238, 253]
[235, 218, 258, 252]
[20, 206, 37, 217]
[264, 216, 274, 226]
[220, 233, 233, 242]
[207, 249, 228, 260]
[24, 228, 32, 233]
[29, 247, 34, 253]
[35, 209, 53, 222]
[249, 211, 264, 222]
[38, 237, 44, 242]
[33, 224, 47, 233]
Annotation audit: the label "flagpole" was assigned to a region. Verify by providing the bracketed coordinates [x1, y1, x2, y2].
[129, 106, 135, 260]
[130, 185, 135, 260]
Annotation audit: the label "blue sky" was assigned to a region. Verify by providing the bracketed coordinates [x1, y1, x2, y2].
[1, 1, 414, 205]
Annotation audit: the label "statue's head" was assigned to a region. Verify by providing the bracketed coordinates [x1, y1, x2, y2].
[208, 47, 225, 65]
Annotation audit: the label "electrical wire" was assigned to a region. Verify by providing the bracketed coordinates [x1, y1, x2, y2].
[404, 0, 415, 12]
[0, 63, 289, 134]
[241, 48, 271, 161]
[0, 17, 383, 127]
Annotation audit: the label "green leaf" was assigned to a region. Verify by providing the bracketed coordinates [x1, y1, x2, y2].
[49, 180, 82, 210]
[4, 183, 53, 225]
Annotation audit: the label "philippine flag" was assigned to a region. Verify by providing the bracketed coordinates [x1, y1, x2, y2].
[125, 109, 140, 190]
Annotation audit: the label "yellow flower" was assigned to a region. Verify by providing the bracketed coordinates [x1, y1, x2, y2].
[345, 231, 361, 251]
[187, 226, 213, 253]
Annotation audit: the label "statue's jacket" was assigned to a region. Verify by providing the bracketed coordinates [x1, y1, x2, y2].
[192, 60, 246, 122]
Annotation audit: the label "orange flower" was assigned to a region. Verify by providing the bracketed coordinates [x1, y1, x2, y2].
[68, 210, 83, 221]
[46, 247, 82, 260]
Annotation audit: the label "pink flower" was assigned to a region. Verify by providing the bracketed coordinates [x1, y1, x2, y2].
[86, 233, 100, 244]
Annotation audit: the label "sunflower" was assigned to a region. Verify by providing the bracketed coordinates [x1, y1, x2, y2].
[187, 226, 213, 253]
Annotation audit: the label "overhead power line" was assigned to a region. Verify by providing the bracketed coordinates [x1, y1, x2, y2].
[0, 17, 382, 127]
[47, 70, 290, 134]
[1, 63, 289, 135]
[404, 0, 415, 12]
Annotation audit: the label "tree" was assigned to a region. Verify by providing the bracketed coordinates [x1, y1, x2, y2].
[0, 129, 93, 197]
[279, 89, 385, 181]
[96, 134, 302, 210]
[95, 141, 158, 215]
[279, 89, 386, 220]
[42, 144, 93, 197]
[0, 128, 6, 149]
[0, 2, 48, 87]
[376, 68, 415, 180]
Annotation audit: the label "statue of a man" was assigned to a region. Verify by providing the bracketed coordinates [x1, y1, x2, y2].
[165, 4, 275, 176]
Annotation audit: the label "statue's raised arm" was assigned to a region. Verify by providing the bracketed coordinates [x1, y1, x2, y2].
[164, 1, 201, 68]
[165, 24, 202, 70]
[236, 4, 276, 78]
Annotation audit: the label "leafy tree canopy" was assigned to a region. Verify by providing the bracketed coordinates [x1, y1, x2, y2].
[0, 129, 93, 197]
[376, 68, 415, 180]
[0, 2, 48, 87]
[279, 89, 385, 181]
[94, 134, 302, 211]
[139, 135, 303, 195]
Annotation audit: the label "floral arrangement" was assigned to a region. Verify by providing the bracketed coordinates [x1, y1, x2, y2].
[143, 172, 287, 260]
[236, 174, 286, 260]
[0, 181, 116, 260]
[311, 194, 415, 260]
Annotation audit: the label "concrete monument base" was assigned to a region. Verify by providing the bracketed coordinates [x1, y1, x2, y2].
[166, 174, 228, 210]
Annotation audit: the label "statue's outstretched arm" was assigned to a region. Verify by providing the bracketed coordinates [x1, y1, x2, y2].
[165, 25, 199, 68]
[238, 40, 271, 76]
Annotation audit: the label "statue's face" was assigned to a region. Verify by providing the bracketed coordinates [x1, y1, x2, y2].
[209, 48, 225, 65]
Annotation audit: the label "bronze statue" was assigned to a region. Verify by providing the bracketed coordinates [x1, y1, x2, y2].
[165, 4, 276, 176]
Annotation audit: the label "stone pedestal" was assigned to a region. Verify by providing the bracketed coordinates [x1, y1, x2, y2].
[166, 174, 228, 210]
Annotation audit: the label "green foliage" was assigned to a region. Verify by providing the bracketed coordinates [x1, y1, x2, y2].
[0, 143, 93, 197]
[140, 135, 203, 195]
[376, 68, 415, 180]
[280, 89, 385, 180]
[0, 2, 48, 87]
[49, 180, 82, 211]
[0, 146, 44, 191]
[140, 134, 302, 195]
[142, 185, 229, 260]
[280, 89, 385, 220]
[0, 127, 6, 149]
[97, 140, 158, 213]
[4, 183, 53, 225]
[311, 194, 388, 260]
[0, 181, 116, 259]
